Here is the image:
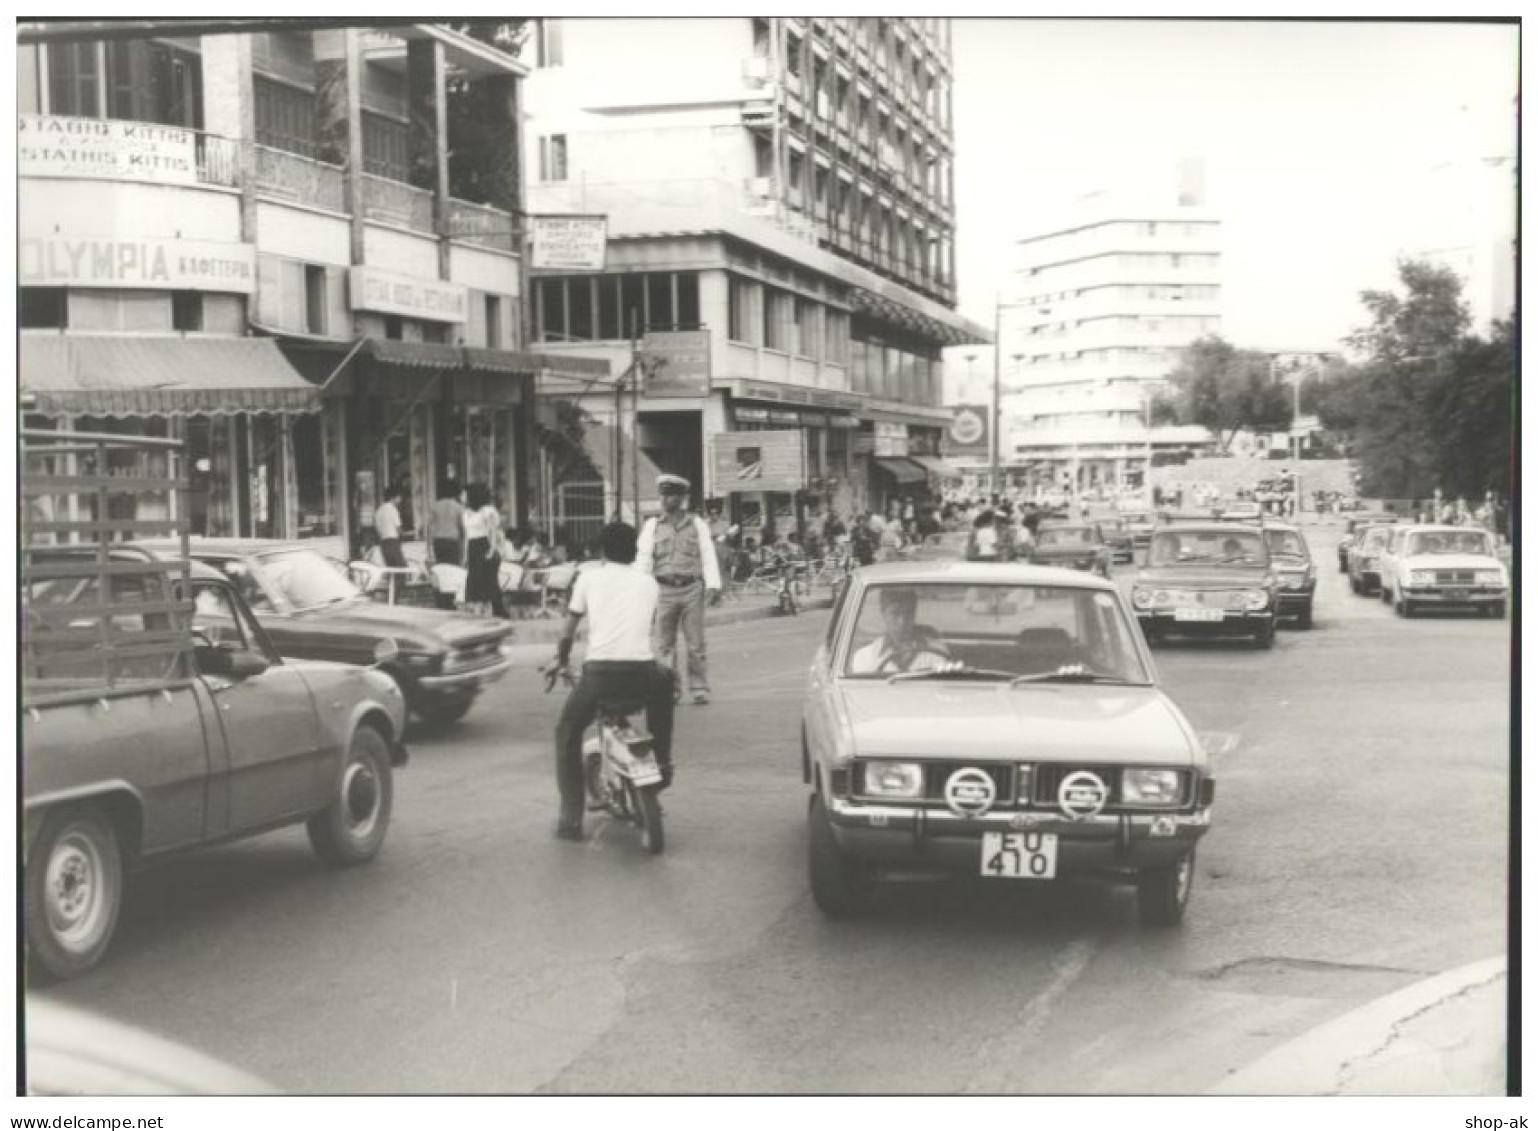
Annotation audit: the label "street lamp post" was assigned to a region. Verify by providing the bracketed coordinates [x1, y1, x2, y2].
[991, 301, 1002, 496]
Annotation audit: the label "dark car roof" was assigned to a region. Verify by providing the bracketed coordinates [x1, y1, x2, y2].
[1153, 523, 1267, 537]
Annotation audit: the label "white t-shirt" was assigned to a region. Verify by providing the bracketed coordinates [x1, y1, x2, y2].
[973, 525, 999, 558]
[568, 562, 659, 662]
[374, 501, 401, 540]
[462, 505, 498, 540]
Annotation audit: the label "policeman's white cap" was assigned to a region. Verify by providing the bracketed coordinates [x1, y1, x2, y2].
[657, 474, 692, 493]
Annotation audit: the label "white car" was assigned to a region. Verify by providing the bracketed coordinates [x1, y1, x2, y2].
[1379, 525, 1508, 618]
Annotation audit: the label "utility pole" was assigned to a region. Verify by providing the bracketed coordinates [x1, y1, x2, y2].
[991, 296, 1002, 496]
[631, 308, 641, 523]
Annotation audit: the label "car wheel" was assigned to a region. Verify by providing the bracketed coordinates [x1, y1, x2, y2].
[1490, 600, 1507, 620]
[26, 803, 124, 981]
[808, 793, 876, 917]
[417, 697, 473, 726]
[1137, 850, 1195, 927]
[308, 724, 394, 866]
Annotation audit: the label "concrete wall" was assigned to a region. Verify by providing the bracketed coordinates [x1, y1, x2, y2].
[256, 201, 352, 265]
[21, 180, 242, 242]
[362, 223, 440, 278]
[448, 244, 520, 298]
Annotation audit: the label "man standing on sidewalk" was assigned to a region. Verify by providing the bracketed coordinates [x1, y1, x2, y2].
[637, 474, 722, 705]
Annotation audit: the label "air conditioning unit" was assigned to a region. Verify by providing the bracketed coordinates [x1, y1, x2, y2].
[743, 56, 772, 83]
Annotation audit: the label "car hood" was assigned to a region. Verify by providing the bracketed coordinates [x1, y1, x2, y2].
[835, 681, 1199, 766]
[1137, 565, 1271, 587]
[285, 600, 511, 648]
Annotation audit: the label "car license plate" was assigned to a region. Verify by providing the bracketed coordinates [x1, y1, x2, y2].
[981, 832, 1058, 879]
[1174, 608, 1225, 622]
[1445, 589, 1468, 600]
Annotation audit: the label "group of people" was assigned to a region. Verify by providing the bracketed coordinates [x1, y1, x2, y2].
[371, 480, 510, 616]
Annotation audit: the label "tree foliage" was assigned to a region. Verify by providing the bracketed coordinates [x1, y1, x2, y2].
[1165, 335, 1293, 451]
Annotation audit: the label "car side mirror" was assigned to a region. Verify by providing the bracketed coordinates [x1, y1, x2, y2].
[227, 651, 271, 679]
[195, 646, 269, 679]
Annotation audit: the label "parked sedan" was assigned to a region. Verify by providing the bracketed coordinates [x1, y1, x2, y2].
[1337, 512, 1399, 573]
[1261, 522, 1317, 627]
[1346, 524, 1397, 596]
[1028, 522, 1112, 577]
[1131, 523, 1279, 648]
[145, 539, 515, 725]
[1095, 517, 1136, 563]
[801, 562, 1213, 926]
[1379, 525, 1508, 618]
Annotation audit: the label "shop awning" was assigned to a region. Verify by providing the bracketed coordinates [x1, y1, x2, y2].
[274, 337, 612, 400]
[872, 457, 927, 484]
[909, 455, 964, 479]
[21, 334, 322, 416]
[579, 422, 666, 502]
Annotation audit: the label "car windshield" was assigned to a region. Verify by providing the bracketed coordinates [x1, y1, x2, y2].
[841, 582, 1150, 683]
[1408, 530, 1492, 556]
[247, 549, 363, 612]
[1148, 530, 1266, 566]
[1362, 529, 1392, 551]
[1265, 530, 1308, 557]
[1037, 527, 1094, 546]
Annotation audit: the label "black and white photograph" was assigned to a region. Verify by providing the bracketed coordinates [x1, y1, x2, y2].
[12, 10, 1521, 1118]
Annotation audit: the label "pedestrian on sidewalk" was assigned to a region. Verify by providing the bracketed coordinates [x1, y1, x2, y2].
[373, 483, 408, 569]
[637, 474, 722, 705]
[427, 480, 464, 567]
[462, 482, 509, 619]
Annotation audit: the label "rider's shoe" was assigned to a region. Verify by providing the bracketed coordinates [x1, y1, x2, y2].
[692, 691, 710, 706]
[554, 814, 586, 841]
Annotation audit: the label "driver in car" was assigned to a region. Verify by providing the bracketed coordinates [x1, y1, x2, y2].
[849, 586, 951, 674]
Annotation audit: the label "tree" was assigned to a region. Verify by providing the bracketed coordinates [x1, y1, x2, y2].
[1165, 335, 1293, 452]
[443, 20, 532, 212]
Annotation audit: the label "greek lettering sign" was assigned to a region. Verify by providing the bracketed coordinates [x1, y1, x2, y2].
[945, 404, 990, 456]
[711, 429, 804, 494]
[641, 329, 711, 397]
[874, 421, 909, 457]
[530, 214, 607, 271]
[348, 266, 468, 323]
[19, 114, 197, 184]
[19, 237, 257, 293]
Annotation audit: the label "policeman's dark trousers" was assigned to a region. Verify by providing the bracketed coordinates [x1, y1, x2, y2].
[653, 580, 709, 694]
[554, 661, 676, 821]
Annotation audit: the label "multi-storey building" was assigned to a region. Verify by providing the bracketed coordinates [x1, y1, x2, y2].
[997, 160, 1222, 495]
[18, 19, 605, 553]
[522, 17, 986, 532]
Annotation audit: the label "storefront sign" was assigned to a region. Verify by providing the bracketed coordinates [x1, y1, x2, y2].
[348, 266, 467, 323]
[945, 404, 990, 456]
[734, 407, 771, 423]
[641, 329, 710, 397]
[19, 237, 257, 293]
[530, 214, 607, 271]
[768, 410, 802, 425]
[874, 421, 909, 458]
[711, 429, 804, 494]
[19, 114, 197, 184]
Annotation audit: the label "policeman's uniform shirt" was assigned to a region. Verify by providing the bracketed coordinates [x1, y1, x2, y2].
[568, 562, 659, 662]
[636, 513, 723, 589]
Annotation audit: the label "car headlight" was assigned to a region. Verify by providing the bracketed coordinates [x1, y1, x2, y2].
[1122, 769, 1182, 806]
[403, 651, 442, 669]
[861, 760, 925, 799]
[1245, 589, 1269, 611]
[1476, 570, 1505, 586]
[1225, 591, 1247, 610]
[1132, 586, 1153, 609]
[1410, 570, 1435, 586]
[1281, 574, 1303, 590]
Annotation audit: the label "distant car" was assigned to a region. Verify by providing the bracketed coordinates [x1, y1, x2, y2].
[1336, 512, 1400, 572]
[1131, 523, 1279, 648]
[142, 539, 515, 726]
[1122, 511, 1157, 550]
[1378, 524, 1508, 618]
[1261, 522, 1317, 628]
[1027, 522, 1112, 577]
[1219, 501, 1264, 523]
[1095, 517, 1135, 564]
[912, 531, 974, 562]
[1346, 524, 1397, 596]
[800, 562, 1213, 926]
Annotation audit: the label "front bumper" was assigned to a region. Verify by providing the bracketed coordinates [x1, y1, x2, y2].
[1275, 584, 1316, 613]
[1136, 609, 1274, 635]
[826, 795, 1209, 874]
[1401, 585, 1506, 607]
[415, 654, 516, 692]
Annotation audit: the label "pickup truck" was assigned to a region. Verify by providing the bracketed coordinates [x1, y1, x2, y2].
[22, 431, 408, 980]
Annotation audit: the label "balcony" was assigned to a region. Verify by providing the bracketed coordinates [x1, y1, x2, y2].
[253, 145, 347, 213]
[20, 114, 242, 191]
[445, 198, 516, 252]
[362, 173, 435, 234]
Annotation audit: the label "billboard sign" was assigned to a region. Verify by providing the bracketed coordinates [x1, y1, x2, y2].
[20, 114, 196, 184]
[530, 214, 607, 271]
[710, 429, 804, 494]
[945, 404, 990, 456]
[20, 237, 256, 293]
[641, 329, 710, 397]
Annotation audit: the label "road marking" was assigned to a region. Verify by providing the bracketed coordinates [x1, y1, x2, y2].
[963, 938, 1097, 1092]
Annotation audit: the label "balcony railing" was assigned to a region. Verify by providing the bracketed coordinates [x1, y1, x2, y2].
[362, 174, 435, 234]
[253, 144, 347, 213]
[445, 197, 517, 252]
[20, 114, 241, 190]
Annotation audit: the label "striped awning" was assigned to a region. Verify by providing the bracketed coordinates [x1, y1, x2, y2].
[21, 334, 321, 416]
[871, 457, 927, 484]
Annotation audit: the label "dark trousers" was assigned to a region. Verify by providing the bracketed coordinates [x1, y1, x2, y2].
[379, 537, 407, 569]
[432, 538, 461, 566]
[554, 661, 675, 819]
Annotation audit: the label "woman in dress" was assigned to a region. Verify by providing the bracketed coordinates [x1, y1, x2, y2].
[462, 482, 508, 618]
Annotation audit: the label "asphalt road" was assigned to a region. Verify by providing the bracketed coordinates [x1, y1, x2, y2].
[34, 521, 1512, 1094]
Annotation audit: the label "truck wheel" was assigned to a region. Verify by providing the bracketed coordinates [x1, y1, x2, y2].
[27, 803, 124, 980]
[417, 697, 473, 726]
[308, 724, 393, 866]
[1136, 850, 1194, 927]
[809, 794, 876, 917]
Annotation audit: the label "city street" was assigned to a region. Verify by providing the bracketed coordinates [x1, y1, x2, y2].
[33, 522, 1510, 1095]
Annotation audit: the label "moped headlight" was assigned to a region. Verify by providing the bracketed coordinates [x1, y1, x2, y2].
[861, 760, 924, 798]
[1122, 769, 1182, 806]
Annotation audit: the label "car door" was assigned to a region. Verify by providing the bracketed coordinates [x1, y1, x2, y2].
[191, 581, 329, 833]
[803, 579, 853, 786]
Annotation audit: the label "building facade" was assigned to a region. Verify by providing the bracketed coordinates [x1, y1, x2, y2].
[19, 21, 605, 554]
[521, 17, 986, 537]
[993, 159, 1223, 495]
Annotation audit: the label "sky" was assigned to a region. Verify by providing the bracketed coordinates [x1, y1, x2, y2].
[949, 18, 1519, 350]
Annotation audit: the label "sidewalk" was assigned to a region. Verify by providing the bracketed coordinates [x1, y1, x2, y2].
[1211, 957, 1508, 1095]
[500, 588, 834, 652]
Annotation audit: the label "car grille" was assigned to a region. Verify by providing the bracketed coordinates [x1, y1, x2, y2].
[1434, 570, 1476, 584]
[444, 634, 506, 672]
[1030, 764, 1192, 810]
[853, 760, 1016, 809]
